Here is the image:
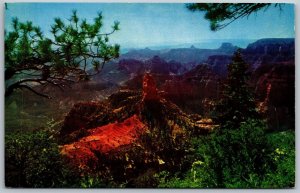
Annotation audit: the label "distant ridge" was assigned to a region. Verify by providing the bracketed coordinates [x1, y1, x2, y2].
[246, 38, 294, 49]
[121, 39, 257, 53]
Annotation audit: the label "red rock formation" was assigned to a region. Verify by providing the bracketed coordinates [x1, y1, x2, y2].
[258, 83, 272, 113]
[142, 73, 160, 101]
[60, 102, 116, 138]
[61, 115, 146, 167]
[254, 63, 295, 130]
[59, 73, 214, 171]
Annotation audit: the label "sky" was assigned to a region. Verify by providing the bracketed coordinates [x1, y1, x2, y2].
[4, 3, 295, 49]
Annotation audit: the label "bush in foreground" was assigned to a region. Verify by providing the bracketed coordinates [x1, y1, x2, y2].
[5, 130, 80, 187]
[158, 120, 295, 188]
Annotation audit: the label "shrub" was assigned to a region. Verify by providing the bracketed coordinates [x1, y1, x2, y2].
[198, 119, 273, 187]
[261, 131, 295, 188]
[157, 119, 274, 188]
[5, 130, 80, 187]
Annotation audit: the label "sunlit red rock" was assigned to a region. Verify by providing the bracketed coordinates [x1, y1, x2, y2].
[61, 115, 146, 167]
[142, 73, 160, 101]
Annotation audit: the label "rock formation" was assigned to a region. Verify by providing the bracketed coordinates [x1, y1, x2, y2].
[61, 115, 146, 168]
[60, 73, 214, 171]
[142, 73, 160, 101]
[254, 63, 295, 130]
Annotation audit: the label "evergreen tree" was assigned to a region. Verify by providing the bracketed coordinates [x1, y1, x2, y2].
[187, 3, 281, 31]
[215, 49, 258, 129]
[193, 50, 271, 188]
[5, 11, 120, 98]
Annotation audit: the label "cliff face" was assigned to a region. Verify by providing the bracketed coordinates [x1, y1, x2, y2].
[243, 38, 295, 71]
[245, 38, 294, 56]
[118, 59, 145, 75]
[204, 39, 294, 76]
[246, 39, 295, 130]
[255, 63, 295, 130]
[206, 55, 232, 76]
[162, 65, 220, 115]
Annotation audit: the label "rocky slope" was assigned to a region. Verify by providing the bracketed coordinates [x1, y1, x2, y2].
[247, 38, 295, 130]
[59, 73, 215, 172]
[162, 65, 220, 115]
[255, 62, 295, 130]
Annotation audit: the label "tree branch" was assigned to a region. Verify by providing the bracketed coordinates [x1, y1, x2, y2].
[21, 84, 51, 98]
[5, 82, 51, 99]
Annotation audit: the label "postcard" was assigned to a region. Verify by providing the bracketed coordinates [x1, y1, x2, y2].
[4, 2, 295, 188]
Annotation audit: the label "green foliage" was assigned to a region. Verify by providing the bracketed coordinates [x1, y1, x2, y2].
[191, 120, 271, 187]
[158, 124, 295, 188]
[5, 130, 80, 187]
[130, 169, 159, 188]
[5, 11, 120, 98]
[139, 107, 193, 175]
[187, 3, 277, 31]
[50, 10, 120, 72]
[139, 126, 189, 172]
[260, 131, 295, 188]
[79, 175, 107, 188]
[156, 170, 202, 188]
[215, 50, 258, 129]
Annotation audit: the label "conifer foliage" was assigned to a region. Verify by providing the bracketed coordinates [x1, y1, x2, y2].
[196, 50, 271, 188]
[5, 11, 120, 98]
[215, 49, 258, 129]
[187, 3, 277, 31]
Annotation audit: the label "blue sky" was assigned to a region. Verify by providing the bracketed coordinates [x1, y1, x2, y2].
[5, 3, 295, 48]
